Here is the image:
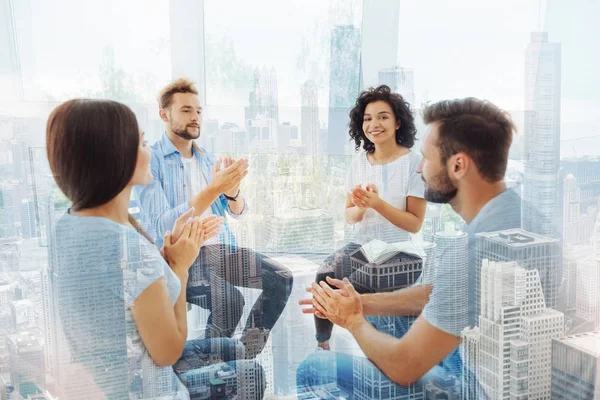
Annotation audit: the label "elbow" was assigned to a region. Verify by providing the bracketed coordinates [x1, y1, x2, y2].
[389, 368, 424, 387]
[408, 219, 424, 234]
[149, 340, 185, 367]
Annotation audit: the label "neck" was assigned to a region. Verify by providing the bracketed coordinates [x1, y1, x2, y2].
[372, 142, 403, 162]
[450, 180, 506, 224]
[166, 130, 194, 158]
[72, 187, 133, 226]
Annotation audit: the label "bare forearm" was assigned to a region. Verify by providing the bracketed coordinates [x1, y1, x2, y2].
[172, 269, 190, 344]
[373, 201, 422, 233]
[190, 185, 220, 215]
[348, 317, 408, 383]
[361, 285, 431, 316]
[345, 206, 366, 224]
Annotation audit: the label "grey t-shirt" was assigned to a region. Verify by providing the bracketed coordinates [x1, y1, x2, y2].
[422, 188, 522, 337]
[54, 213, 189, 399]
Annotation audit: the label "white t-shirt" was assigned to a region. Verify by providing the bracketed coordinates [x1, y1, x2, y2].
[344, 150, 425, 245]
[181, 156, 220, 246]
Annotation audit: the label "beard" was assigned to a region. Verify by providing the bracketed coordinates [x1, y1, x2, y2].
[423, 168, 458, 204]
[171, 121, 200, 140]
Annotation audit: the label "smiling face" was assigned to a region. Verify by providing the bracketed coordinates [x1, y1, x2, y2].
[163, 92, 203, 140]
[362, 100, 400, 148]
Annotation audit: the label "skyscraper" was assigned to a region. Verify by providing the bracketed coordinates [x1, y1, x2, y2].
[551, 331, 600, 399]
[561, 156, 600, 207]
[7, 332, 45, 397]
[327, 25, 361, 156]
[563, 174, 581, 246]
[301, 80, 320, 156]
[245, 67, 279, 123]
[463, 261, 564, 399]
[522, 32, 562, 239]
[377, 67, 415, 107]
[575, 259, 600, 330]
[475, 229, 561, 317]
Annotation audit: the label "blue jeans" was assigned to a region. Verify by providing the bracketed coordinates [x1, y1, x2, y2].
[296, 316, 456, 399]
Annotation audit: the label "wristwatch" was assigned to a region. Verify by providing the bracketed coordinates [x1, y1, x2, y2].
[224, 189, 241, 202]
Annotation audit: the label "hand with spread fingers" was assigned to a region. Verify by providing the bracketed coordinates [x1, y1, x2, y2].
[305, 276, 366, 331]
[210, 157, 249, 196]
[350, 183, 382, 210]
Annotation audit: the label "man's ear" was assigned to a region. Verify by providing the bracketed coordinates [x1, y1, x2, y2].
[159, 108, 169, 123]
[448, 152, 470, 180]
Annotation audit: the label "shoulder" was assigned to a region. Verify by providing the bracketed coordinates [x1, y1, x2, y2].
[407, 150, 422, 171]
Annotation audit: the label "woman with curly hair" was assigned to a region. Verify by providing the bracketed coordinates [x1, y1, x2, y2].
[313, 85, 426, 350]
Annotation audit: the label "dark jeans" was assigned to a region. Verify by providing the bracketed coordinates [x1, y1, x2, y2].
[175, 338, 266, 399]
[187, 244, 293, 357]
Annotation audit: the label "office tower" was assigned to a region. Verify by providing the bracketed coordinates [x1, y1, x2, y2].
[327, 25, 361, 156]
[301, 80, 320, 156]
[563, 248, 577, 312]
[561, 156, 600, 207]
[245, 67, 279, 123]
[354, 355, 424, 400]
[268, 256, 319, 396]
[277, 122, 299, 153]
[422, 204, 443, 243]
[551, 331, 600, 399]
[475, 229, 561, 318]
[142, 354, 179, 398]
[243, 317, 274, 398]
[247, 117, 277, 152]
[20, 199, 37, 239]
[576, 259, 600, 330]
[10, 299, 35, 330]
[563, 174, 581, 246]
[424, 375, 461, 400]
[0, 183, 16, 238]
[429, 230, 469, 339]
[378, 67, 415, 107]
[7, 332, 45, 396]
[263, 207, 334, 259]
[462, 261, 564, 399]
[522, 32, 562, 239]
[207, 244, 256, 338]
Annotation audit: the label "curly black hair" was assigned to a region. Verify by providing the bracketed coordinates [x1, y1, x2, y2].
[348, 85, 416, 153]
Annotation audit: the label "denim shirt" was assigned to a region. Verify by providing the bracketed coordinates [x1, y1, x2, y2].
[133, 132, 247, 248]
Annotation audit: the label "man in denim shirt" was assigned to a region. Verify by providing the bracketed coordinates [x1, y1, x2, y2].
[134, 78, 292, 356]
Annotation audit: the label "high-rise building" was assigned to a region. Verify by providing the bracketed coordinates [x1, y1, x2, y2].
[377, 67, 415, 107]
[20, 199, 37, 239]
[245, 67, 279, 123]
[551, 331, 600, 399]
[563, 174, 581, 246]
[561, 156, 600, 207]
[429, 230, 469, 341]
[575, 259, 600, 330]
[462, 261, 564, 399]
[7, 332, 45, 397]
[475, 229, 561, 318]
[522, 32, 562, 239]
[301, 80, 320, 156]
[327, 25, 361, 156]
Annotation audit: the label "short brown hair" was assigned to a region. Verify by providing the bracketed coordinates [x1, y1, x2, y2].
[46, 99, 140, 210]
[158, 78, 199, 109]
[423, 98, 516, 182]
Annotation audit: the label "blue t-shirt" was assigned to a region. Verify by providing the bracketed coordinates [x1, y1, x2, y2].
[53, 212, 189, 399]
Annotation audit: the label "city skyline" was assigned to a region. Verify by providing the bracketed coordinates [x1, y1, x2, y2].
[2, 1, 600, 399]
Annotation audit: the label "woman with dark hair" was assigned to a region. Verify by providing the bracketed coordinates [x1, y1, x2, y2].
[313, 85, 427, 350]
[46, 99, 264, 399]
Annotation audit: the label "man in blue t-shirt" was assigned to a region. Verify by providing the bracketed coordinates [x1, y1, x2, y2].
[297, 97, 522, 395]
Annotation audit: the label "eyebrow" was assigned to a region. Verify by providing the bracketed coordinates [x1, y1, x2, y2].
[363, 111, 392, 116]
[180, 105, 202, 110]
